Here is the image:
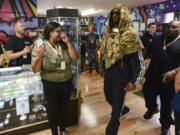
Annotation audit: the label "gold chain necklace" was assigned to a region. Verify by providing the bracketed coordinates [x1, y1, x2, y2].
[163, 35, 180, 50]
[163, 36, 166, 50]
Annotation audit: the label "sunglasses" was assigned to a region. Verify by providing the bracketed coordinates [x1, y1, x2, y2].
[111, 11, 120, 15]
[54, 30, 62, 33]
[166, 25, 178, 29]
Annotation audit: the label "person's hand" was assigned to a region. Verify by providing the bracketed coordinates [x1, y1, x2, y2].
[144, 59, 150, 67]
[60, 32, 69, 44]
[36, 45, 45, 58]
[162, 70, 176, 83]
[124, 82, 136, 92]
[23, 46, 32, 54]
[95, 48, 98, 53]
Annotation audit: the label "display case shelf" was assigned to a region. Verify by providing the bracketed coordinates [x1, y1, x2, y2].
[0, 64, 81, 134]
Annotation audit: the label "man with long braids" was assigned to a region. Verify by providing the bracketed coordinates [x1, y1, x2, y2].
[100, 3, 145, 135]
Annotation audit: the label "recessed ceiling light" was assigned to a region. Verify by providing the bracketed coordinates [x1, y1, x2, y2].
[81, 9, 101, 16]
[56, 6, 63, 8]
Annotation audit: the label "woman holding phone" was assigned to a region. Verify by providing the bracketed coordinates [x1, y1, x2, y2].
[31, 22, 78, 135]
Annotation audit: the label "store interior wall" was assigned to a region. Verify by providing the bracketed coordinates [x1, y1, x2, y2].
[0, 0, 180, 67]
[90, 0, 180, 39]
[0, 0, 37, 67]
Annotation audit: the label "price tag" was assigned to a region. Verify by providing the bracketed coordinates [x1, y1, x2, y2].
[16, 96, 29, 115]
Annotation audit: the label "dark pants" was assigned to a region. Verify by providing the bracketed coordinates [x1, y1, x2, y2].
[80, 55, 85, 73]
[89, 50, 99, 72]
[104, 65, 127, 135]
[42, 79, 73, 135]
[159, 82, 175, 129]
[143, 80, 174, 129]
[174, 109, 180, 135]
[142, 81, 159, 112]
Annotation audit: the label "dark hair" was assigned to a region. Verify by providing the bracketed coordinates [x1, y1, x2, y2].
[148, 22, 156, 28]
[43, 22, 61, 40]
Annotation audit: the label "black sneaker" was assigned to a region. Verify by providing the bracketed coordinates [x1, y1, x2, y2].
[143, 108, 159, 120]
[161, 127, 170, 135]
[170, 117, 175, 125]
[122, 106, 130, 116]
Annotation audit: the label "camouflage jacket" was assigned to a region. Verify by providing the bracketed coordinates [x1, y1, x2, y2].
[100, 4, 144, 69]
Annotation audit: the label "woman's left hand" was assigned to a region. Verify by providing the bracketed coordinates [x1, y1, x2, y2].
[60, 32, 69, 43]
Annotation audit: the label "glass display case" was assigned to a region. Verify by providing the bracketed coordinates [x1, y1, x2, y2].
[0, 66, 80, 135]
[0, 66, 48, 135]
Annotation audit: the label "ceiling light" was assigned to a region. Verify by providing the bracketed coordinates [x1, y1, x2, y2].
[81, 9, 101, 16]
[56, 6, 63, 8]
[60, 21, 65, 26]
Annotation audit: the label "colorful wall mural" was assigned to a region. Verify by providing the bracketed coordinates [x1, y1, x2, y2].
[130, 0, 180, 24]
[0, 0, 37, 67]
[94, 15, 107, 39]
[144, 0, 180, 24]
[93, 0, 180, 38]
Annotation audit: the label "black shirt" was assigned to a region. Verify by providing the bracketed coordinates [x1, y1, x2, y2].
[145, 35, 180, 82]
[141, 32, 156, 58]
[141, 31, 156, 49]
[166, 38, 180, 69]
[145, 35, 169, 82]
[81, 43, 86, 57]
[0, 45, 2, 54]
[87, 32, 99, 50]
[6, 35, 33, 66]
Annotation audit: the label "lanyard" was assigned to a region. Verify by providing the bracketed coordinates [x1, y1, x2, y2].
[47, 41, 63, 59]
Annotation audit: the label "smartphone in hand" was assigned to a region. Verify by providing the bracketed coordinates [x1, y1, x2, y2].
[36, 39, 43, 47]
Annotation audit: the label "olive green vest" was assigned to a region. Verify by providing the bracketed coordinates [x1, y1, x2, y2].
[32, 40, 72, 82]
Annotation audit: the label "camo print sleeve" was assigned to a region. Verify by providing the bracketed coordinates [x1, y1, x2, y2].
[100, 29, 107, 59]
[120, 28, 144, 55]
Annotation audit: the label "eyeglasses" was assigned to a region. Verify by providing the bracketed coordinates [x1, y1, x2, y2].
[54, 30, 62, 33]
[111, 11, 120, 15]
[166, 25, 178, 29]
